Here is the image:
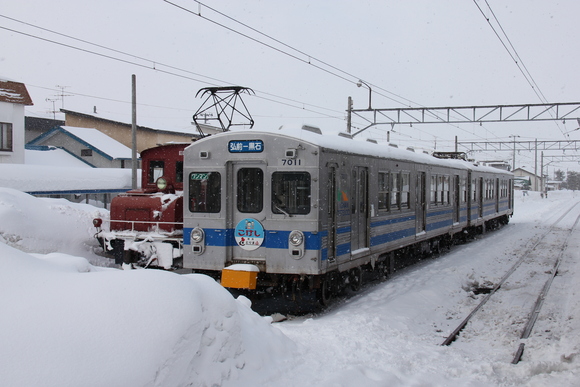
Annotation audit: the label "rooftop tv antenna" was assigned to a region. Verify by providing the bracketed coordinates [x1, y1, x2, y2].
[192, 86, 255, 137]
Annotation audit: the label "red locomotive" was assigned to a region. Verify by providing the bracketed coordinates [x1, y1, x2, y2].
[93, 143, 189, 269]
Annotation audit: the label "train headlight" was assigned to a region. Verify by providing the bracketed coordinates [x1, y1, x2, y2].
[156, 177, 168, 190]
[289, 230, 304, 246]
[191, 227, 205, 243]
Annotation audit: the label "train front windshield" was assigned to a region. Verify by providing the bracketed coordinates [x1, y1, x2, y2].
[189, 172, 221, 213]
[188, 170, 311, 215]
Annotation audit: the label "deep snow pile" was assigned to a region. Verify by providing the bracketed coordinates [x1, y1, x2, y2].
[1, 187, 579, 386]
[0, 187, 109, 263]
[0, 187, 293, 387]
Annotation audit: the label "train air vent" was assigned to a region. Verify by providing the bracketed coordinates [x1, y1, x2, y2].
[301, 125, 322, 134]
[389, 143, 398, 148]
[366, 139, 378, 144]
[338, 132, 353, 139]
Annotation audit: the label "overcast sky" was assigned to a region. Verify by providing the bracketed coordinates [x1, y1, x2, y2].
[1, 0, 579, 172]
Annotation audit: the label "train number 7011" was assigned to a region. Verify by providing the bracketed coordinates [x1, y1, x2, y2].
[281, 159, 302, 166]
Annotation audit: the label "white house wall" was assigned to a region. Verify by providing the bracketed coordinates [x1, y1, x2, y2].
[0, 101, 25, 164]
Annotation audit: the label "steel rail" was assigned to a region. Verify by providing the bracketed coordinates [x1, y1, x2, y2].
[441, 201, 580, 346]
[511, 212, 580, 364]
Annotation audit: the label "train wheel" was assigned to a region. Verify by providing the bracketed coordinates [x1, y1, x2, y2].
[349, 267, 363, 292]
[317, 276, 332, 306]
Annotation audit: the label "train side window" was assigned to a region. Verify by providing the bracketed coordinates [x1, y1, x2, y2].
[149, 160, 164, 183]
[272, 172, 311, 215]
[238, 168, 263, 213]
[443, 175, 450, 204]
[378, 172, 389, 210]
[430, 175, 437, 204]
[439, 175, 445, 205]
[189, 172, 221, 213]
[461, 177, 467, 203]
[401, 172, 410, 209]
[391, 172, 400, 209]
[175, 161, 183, 183]
[472, 178, 477, 201]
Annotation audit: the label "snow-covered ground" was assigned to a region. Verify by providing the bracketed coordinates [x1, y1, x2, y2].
[1, 187, 579, 386]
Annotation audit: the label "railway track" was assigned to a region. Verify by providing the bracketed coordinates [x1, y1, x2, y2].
[441, 201, 580, 364]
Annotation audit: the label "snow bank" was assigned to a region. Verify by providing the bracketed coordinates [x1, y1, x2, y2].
[0, 188, 294, 387]
[1, 187, 580, 386]
[0, 164, 134, 192]
[0, 187, 107, 261]
[0, 244, 293, 387]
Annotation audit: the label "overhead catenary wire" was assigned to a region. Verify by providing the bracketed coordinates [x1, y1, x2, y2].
[165, 0, 502, 142]
[0, 12, 438, 142]
[2, 8, 503, 144]
[0, 16, 345, 122]
[472, 0, 566, 138]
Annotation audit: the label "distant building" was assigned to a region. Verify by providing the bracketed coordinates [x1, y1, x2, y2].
[0, 79, 34, 164]
[546, 180, 563, 191]
[27, 126, 138, 169]
[25, 116, 65, 143]
[60, 109, 218, 153]
[512, 168, 541, 191]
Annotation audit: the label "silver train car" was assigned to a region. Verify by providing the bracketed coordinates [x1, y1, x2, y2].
[182, 125, 513, 304]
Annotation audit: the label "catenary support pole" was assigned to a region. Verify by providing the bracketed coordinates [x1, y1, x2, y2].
[132, 74, 137, 190]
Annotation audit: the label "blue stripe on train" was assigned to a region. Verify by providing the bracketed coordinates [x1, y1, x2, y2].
[184, 227, 322, 250]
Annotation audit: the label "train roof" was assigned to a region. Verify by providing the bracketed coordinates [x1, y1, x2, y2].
[193, 125, 512, 176]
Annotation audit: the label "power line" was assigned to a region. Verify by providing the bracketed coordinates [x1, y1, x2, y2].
[165, 1, 501, 141]
[472, 0, 565, 138]
[0, 9, 498, 144]
[0, 16, 345, 122]
[482, 0, 550, 104]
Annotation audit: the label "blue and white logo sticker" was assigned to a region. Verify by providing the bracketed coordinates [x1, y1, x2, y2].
[234, 218, 265, 251]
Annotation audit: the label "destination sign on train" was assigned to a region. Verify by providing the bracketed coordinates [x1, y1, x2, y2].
[228, 140, 264, 153]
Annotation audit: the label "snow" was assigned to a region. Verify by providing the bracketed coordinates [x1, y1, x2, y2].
[0, 164, 134, 193]
[25, 147, 92, 168]
[1, 187, 580, 386]
[59, 126, 137, 160]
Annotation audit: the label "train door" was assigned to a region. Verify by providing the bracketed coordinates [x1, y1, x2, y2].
[326, 166, 337, 263]
[351, 166, 369, 253]
[495, 178, 500, 212]
[509, 179, 514, 210]
[416, 172, 427, 233]
[454, 174, 460, 223]
[227, 162, 267, 263]
[467, 171, 473, 224]
[479, 177, 484, 218]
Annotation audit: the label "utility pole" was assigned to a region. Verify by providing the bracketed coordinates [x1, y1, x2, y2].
[346, 96, 353, 134]
[534, 139, 538, 191]
[541, 151, 544, 193]
[509, 135, 520, 170]
[357, 80, 372, 110]
[131, 75, 137, 190]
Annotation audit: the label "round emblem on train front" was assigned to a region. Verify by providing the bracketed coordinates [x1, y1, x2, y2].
[234, 218, 265, 251]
